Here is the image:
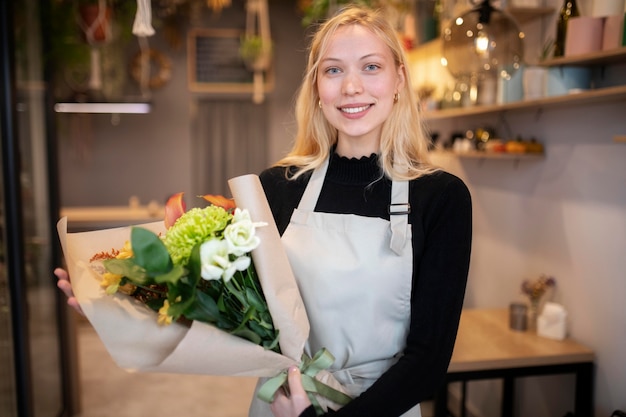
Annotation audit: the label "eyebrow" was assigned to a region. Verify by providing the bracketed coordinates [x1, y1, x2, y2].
[320, 52, 385, 64]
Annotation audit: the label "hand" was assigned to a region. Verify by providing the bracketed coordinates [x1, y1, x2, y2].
[54, 267, 84, 315]
[270, 366, 312, 417]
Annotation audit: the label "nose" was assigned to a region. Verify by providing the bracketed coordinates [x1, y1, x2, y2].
[342, 72, 363, 96]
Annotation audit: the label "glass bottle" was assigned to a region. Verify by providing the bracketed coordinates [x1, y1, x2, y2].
[553, 0, 580, 57]
[433, 0, 444, 38]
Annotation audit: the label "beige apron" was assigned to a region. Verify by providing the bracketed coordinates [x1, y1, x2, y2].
[249, 158, 420, 417]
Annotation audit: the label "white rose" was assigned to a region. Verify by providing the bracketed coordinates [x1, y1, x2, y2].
[224, 208, 265, 256]
[200, 239, 251, 282]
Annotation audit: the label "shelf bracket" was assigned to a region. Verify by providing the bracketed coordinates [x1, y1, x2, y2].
[498, 112, 513, 139]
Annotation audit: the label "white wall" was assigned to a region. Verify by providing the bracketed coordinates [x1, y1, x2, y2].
[428, 99, 626, 416]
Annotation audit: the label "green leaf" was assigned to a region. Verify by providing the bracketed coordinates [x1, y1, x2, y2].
[245, 287, 267, 313]
[232, 327, 261, 345]
[166, 294, 194, 319]
[184, 290, 221, 323]
[155, 264, 186, 285]
[103, 258, 148, 284]
[186, 243, 203, 287]
[145, 298, 166, 312]
[131, 227, 173, 274]
[262, 330, 280, 352]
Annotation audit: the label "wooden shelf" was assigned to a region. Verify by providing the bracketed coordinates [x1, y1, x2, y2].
[431, 150, 545, 161]
[541, 47, 626, 67]
[424, 85, 626, 121]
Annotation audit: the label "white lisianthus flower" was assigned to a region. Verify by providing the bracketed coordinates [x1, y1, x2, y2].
[224, 208, 266, 256]
[199, 239, 251, 282]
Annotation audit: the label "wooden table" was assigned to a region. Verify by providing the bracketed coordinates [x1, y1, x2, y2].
[434, 308, 595, 417]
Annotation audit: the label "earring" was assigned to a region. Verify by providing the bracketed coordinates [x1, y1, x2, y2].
[393, 93, 400, 103]
[318, 100, 322, 108]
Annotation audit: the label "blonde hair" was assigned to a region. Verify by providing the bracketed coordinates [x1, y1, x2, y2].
[276, 5, 437, 180]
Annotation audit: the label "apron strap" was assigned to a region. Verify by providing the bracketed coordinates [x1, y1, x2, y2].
[389, 179, 410, 255]
[298, 158, 329, 211]
[298, 156, 409, 255]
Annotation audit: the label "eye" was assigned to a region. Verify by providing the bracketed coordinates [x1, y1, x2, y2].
[364, 63, 381, 71]
[324, 66, 341, 75]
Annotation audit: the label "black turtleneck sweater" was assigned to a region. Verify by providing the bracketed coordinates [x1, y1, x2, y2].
[259, 153, 472, 417]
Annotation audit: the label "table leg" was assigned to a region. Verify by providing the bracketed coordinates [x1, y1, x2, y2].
[501, 376, 514, 417]
[434, 383, 449, 417]
[574, 362, 594, 417]
[461, 381, 467, 417]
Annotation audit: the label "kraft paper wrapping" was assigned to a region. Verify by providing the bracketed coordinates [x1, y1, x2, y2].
[57, 174, 310, 377]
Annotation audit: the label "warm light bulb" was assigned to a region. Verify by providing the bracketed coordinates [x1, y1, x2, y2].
[442, 0, 524, 80]
[475, 33, 489, 53]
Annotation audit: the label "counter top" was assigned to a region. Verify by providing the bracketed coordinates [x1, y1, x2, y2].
[61, 204, 164, 230]
[450, 308, 595, 372]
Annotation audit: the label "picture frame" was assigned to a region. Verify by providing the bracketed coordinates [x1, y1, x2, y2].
[187, 28, 274, 94]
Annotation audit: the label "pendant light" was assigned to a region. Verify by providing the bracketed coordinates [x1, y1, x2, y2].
[441, 0, 525, 81]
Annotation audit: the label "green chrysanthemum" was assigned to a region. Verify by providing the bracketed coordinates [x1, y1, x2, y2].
[162, 206, 232, 265]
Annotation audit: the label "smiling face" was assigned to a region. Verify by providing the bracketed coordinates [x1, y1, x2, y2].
[317, 24, 405, 157]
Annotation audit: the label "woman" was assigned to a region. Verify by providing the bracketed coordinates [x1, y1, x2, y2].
[255, 5, 471, 417]
[57, 5, 471, 417]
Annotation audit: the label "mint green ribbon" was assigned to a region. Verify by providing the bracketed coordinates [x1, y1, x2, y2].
[257, 348, 352, 415]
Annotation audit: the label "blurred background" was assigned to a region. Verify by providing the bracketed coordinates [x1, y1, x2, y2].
[1, 0, 625, 416]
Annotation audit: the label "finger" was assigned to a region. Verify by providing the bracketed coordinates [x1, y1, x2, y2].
[286, 366, 306, 397]
[67, 298, 85, 315]
[56, 279, 74, 298]
[54, 268, 69, 282]
[56, 275, 85, 315]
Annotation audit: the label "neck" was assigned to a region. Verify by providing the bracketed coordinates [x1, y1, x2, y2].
[335, 134, 380, 158]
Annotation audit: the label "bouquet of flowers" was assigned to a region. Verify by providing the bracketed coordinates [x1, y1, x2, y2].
[93, 192, 281, 352]
[57, 174, 351, 414]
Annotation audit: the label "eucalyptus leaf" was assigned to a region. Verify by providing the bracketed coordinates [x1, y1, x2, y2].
[131, 227, 172, 274]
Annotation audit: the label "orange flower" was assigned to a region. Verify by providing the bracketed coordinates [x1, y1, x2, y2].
[202, 194, 236, 211]
[164, 192, 186, 229]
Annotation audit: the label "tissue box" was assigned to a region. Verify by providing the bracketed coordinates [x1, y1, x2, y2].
[537, 302, 568, 340]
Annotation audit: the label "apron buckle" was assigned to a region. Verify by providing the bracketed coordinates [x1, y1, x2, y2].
[389, 203, 411, 215]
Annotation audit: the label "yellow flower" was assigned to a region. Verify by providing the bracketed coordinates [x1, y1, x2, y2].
[158, 300, 174, 325]
[101, 272, 123, 294]
[116, 241, 134, 259]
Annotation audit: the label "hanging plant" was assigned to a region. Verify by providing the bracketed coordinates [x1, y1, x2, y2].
[239, 34, 272, 71]
[298, 0, 370, 27]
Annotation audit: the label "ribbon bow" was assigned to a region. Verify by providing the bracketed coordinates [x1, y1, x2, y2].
[257, 348, 352, 415]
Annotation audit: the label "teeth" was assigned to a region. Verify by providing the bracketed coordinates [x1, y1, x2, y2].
[341, 105, 370, 114]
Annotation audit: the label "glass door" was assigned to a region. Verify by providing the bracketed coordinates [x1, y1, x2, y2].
[0, 1, 73, 416]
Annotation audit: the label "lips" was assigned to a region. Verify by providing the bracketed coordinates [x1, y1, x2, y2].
[339, 104, 372, 114]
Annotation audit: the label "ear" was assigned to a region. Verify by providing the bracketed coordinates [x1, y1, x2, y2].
[395, 64, 406, 93]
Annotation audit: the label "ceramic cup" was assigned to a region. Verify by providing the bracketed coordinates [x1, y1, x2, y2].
[523, 66, 548, 100]
[498, 65, 524, 103]
[547, 66, 592, 96]
[565, 16, 604, 56]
